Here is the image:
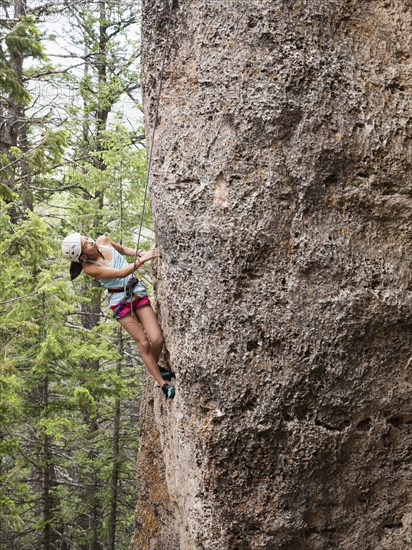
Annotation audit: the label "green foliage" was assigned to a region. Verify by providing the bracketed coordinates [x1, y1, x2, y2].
[62, 123, 149, 241]
[0, 172, 18, 202]
[0, 15, 45, 105]
[0, 202, 143, 546]
[5, 16, 45, 59]
[0, 60, 31, 105]
[0, 1, 147, 547]
[27, 130, 69, 174]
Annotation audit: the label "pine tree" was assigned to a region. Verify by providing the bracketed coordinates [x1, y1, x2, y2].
[1, 1, 148, 548]
[0, 0, 69, 217]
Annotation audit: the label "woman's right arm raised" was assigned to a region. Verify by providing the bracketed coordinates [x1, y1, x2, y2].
[83, 261, 135, 280]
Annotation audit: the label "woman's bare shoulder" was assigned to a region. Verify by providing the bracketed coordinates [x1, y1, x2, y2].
[83, 262, 97, 275]
[96, 235, 111, 245]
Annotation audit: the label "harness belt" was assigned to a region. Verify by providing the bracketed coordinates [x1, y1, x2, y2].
[109, 275, 140, 318]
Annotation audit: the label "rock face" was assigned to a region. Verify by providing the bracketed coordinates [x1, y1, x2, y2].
[130, 1, 412, 549]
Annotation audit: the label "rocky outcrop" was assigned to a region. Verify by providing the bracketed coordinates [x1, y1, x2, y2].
[131, 1, 412, 549]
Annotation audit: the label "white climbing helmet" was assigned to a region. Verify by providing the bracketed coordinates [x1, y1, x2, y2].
[61, 232, 82, 262]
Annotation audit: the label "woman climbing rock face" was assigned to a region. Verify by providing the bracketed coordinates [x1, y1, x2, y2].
[61, 232, 175, 399]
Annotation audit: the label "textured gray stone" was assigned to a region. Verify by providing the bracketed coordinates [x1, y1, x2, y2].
[131, 1, 412, 549]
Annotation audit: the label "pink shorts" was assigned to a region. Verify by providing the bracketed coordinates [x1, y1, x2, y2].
[111, 295, 150, 319]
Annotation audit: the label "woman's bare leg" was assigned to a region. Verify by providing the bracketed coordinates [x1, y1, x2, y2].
[135, 304, 164, 362]
[117, 313, 165, 387]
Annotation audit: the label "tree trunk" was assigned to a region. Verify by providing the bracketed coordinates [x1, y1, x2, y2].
[42, 428, 53, 550]
[76, 6, 116, 546]
[132, 1, 412, 549]
[107, 327, 123, 550]
[1, 0, 27, 220]
[7, 0, 25, 149]
[40, 294, 58, 550]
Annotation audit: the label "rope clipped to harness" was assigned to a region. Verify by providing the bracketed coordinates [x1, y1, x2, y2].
[115, 0, 174, 320]
[111, 1, 174, 320]
[111, 274, 140, 318]
[130, 0, 174, 274]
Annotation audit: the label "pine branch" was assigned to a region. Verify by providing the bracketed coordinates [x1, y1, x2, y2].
[29, 182, 92, 193]
[24, 62, 86, 79]
[0, 136, 48, 173]
[64, 321, 139, 361]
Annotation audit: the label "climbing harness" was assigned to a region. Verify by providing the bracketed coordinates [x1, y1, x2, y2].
[109, 274, 140, 318]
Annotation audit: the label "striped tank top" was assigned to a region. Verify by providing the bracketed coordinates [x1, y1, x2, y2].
[87, 245, 147, 306]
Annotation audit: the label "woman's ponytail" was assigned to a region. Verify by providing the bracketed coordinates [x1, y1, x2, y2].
[70, 261, 83, 281]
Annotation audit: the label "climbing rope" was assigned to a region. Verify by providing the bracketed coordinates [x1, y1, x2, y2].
[131, 0, 174, 272]
[1, 3, 175, 313]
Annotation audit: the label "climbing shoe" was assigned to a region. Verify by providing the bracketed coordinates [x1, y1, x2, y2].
[162, 383, 175, 399]
[160, 368, 175, 381]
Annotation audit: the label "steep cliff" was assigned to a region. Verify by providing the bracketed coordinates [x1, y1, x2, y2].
[130, 1, 412, 549]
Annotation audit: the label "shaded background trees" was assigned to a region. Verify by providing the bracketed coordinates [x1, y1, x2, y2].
[0, 1, 149, 548]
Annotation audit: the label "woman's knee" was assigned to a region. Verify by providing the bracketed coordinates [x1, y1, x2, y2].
[135, 337, 152, 356]
[151, 332, 164, 349]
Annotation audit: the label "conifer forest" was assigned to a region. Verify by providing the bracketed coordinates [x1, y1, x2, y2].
[0, 1, 147, 548]
[2, 0, 412, 549]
